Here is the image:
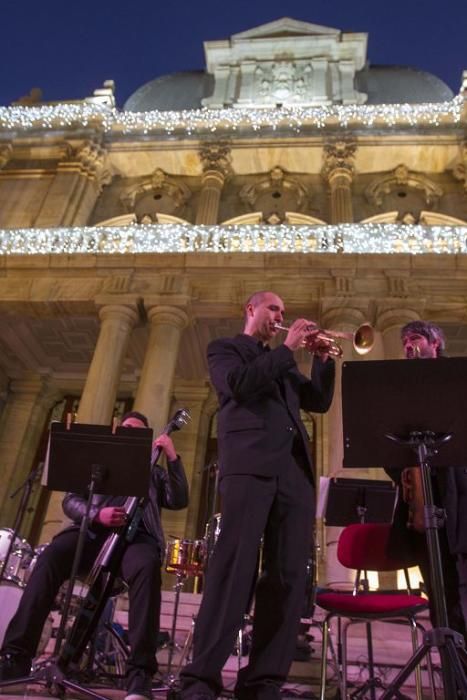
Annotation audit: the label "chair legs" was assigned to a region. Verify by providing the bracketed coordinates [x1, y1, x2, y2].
[319, 614, 433, 700]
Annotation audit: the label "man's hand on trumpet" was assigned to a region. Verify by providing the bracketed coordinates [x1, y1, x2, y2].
[282, 319, 330, 360]
[303, 333, 331, 361]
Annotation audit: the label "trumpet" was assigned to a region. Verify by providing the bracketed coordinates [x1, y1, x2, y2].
[273, 322, 374, 358]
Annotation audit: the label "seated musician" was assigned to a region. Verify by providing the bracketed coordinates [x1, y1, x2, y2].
[385, 320, 467, 641]
[0, 410, 189, 700]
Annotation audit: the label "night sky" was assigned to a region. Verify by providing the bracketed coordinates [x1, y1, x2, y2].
[3, 0, 466, 108]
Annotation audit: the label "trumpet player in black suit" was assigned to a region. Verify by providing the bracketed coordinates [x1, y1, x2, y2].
[180, 290, 335, 700]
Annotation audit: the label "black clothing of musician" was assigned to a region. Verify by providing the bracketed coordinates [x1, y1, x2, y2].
[0, 411, 189, 700]
[179, 291, 335, 700]
[385, 321, 467, 642]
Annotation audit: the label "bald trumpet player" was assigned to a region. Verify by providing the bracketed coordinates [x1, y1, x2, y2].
[180, 290, 335, 700]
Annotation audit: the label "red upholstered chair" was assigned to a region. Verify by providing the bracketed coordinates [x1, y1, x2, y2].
[316, 523, 432, 700]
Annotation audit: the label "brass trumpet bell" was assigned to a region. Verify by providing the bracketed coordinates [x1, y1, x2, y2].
[350, 323, 375, 355]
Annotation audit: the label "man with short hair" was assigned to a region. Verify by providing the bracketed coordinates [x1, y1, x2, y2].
[386, 320, 467, 640]
[0, 410, 189, 700]
[180, 290, 335, 700]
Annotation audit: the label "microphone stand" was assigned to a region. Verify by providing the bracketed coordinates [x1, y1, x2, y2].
[0, 461, 43, 583]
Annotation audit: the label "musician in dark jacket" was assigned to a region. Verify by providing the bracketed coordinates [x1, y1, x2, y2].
[180, 290, 335, 700]
[0, 411, 188, 700]
[385, 321, 467, 641]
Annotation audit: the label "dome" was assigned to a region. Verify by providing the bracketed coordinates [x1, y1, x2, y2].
[123, 64, 454, 113]
[358, 65, 454, 104]
[123, 71, 214, 112]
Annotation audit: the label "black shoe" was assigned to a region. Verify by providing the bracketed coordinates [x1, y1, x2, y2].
[125, 667, 153, 700]
[0, 652, 32, 682]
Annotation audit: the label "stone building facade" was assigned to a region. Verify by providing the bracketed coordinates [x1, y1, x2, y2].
[0, 18, 466, 588]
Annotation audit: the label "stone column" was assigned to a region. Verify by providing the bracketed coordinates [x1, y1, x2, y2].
[133, 306, 189, 436]
[321, 307, 366, 590]
[77, 304, 139, 424]
[195, 143, 231, 225]
[41, 303, 138, 541]
[0, 375, 61, 527]
[322, 141, 356, 225]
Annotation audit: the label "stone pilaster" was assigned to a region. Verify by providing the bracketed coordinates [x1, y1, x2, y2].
[0, 375, 62, 529]
[322, 140, 356, 225]
[178, 386, 217, 541]
[160, 382, 213, 589]
[133, 305, 189, 436]
[34, 139, 110, 228]
[195, 143, 231, 224]
[41, 303, 138, 541]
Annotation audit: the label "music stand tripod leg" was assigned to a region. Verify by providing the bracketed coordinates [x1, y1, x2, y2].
[0, 465, 114, 700]
[382, 432, 467, 699]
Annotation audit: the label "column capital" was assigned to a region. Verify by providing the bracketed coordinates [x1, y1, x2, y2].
[376, 307, 420, 333]
[199, 141, 232, 179]
[321, 306, 366, 330]
[322, 139, 356, 182]
[146, 305, 189, 330]
[97, 303, 139, 326]
[9, 372, 59, 400]
[174, 380, 212, 405]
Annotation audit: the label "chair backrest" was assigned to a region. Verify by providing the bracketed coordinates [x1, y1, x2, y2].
[337, 522, 417, 572]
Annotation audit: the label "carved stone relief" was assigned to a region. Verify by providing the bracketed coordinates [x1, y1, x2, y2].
[121, 168, 191, 219]
[239, 166, 310, 222]
[365, 164, 443, 211]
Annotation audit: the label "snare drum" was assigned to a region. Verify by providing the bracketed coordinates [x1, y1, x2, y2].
[0, 529, 33, 586]
[165, 538, 206, 576]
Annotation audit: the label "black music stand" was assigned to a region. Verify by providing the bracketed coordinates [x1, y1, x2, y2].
[0, 421, 152, 700]
[322, 477, 396, 526]
[342, 357, 467, 699]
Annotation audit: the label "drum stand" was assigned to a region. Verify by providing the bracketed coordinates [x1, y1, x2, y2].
[0, 461, 42, 584]
[166, 571, 187, 681]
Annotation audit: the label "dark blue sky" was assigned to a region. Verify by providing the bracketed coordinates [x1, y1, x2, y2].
[3, 0, 466, 108]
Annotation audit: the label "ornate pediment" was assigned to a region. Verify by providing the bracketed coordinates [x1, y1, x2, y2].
[231, 17, 340, 39]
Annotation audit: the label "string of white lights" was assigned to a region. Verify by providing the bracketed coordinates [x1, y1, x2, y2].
[0, 96, 463, 135]
[1, 224, 466, 255]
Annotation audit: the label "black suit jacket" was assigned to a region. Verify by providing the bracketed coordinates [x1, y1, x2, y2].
[207, 334, 335, 482]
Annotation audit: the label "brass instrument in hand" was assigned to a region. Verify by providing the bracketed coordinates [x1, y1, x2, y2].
[274, 322, 374, 358]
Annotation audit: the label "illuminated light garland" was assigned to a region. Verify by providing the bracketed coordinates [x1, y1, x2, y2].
[0, 224, 466, 255]
[0, 96, 463, 135]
